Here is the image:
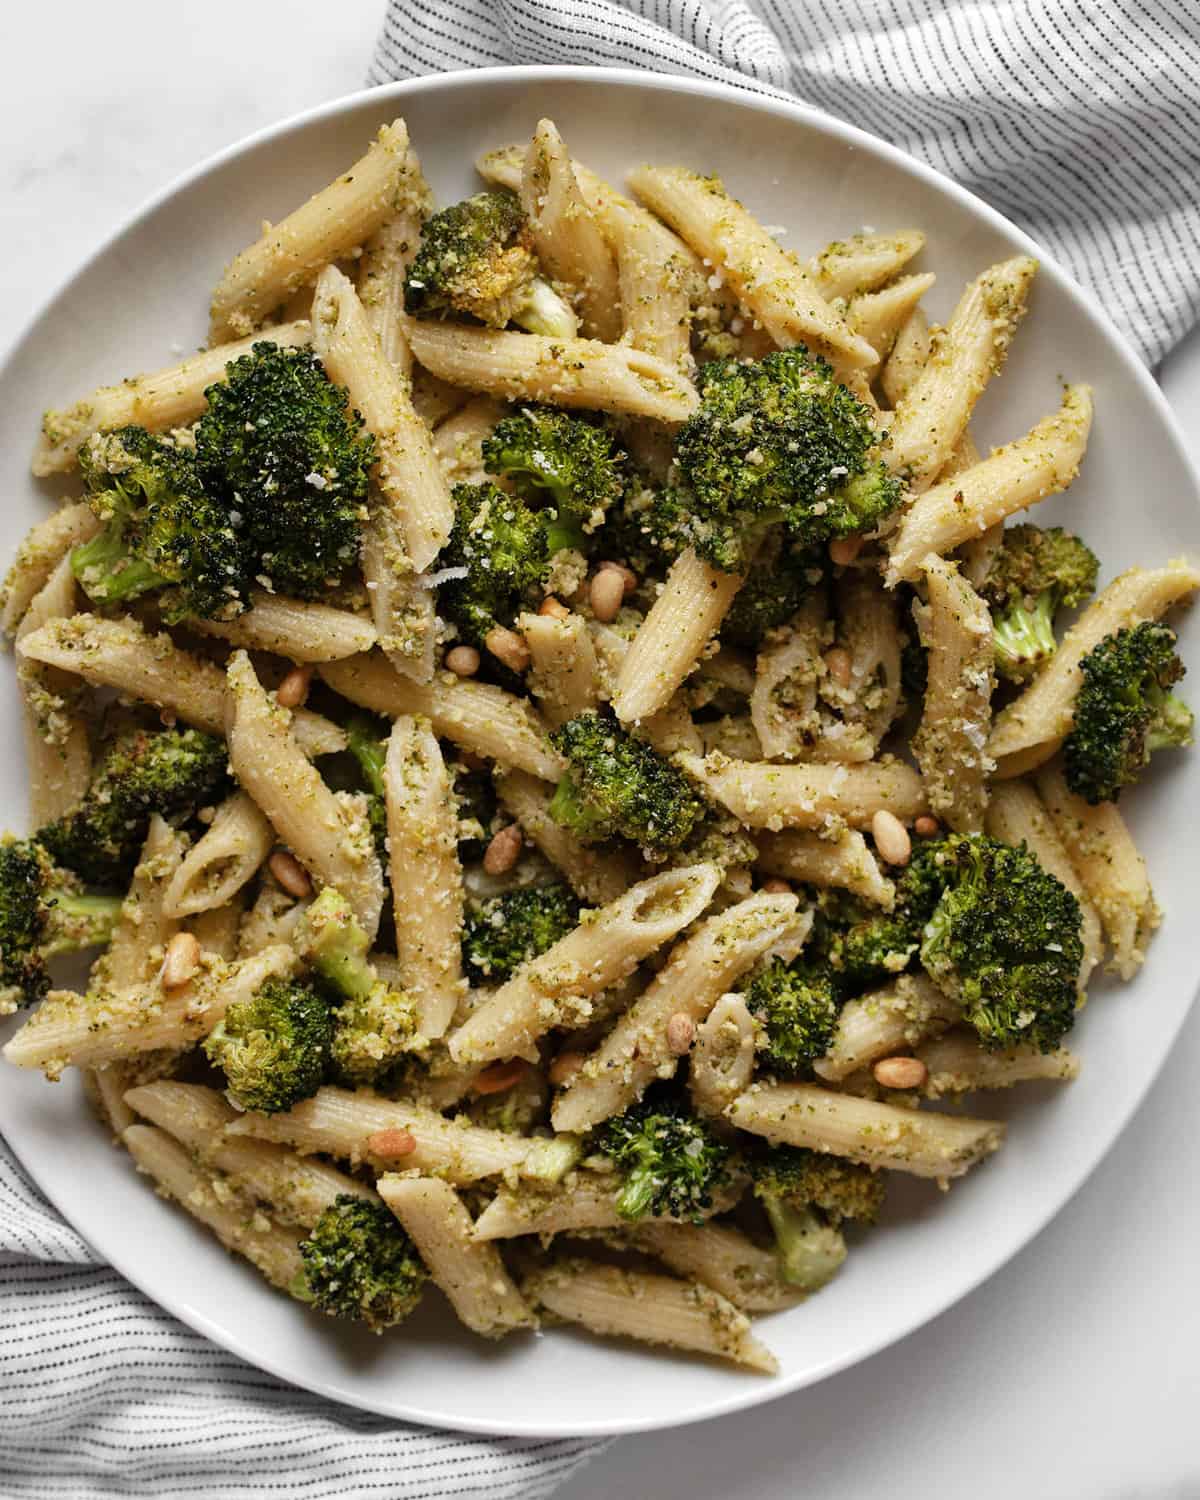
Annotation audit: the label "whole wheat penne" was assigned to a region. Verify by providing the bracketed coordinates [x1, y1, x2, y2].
[209, 120, 419, 343]
[472, 1173, 745, 1241]
[16, 555, 92, 826]
[1, 503, 99, 635]
[32, 322, 311, 476]
[628, 1221, 803, 1313]
[378, 1175, 535, 1338]
[385, 717, 465, 1040]
[629, 166, 875, 372]
[813, 975, 958, 1083]
[522, 1257, 777, 1374]
[162, 792, 275, 919]
[916, 1029, 1081, 1099]
[730, 1082, 1005, 1179]
[520, 610, 603, 728]
[754, 829, 894, 909]
[676, 751, 928, 831]
[688, 993, 758, 1120]
[551, 891, 806, 1133]
[812, 230, 926, 300]
[321, 652, 563, 780]
[988, 559, 1200, 769]
[879, 305, 931, 407]
[189, 592, 377, 661]
[432, 396, 508, 485]
[404, 318, 698, 424]
[886, 385, 1094, 584]
[493, 768, 642, 906]
[226, 652, 383, 940]
[448, 863, 722, 1067]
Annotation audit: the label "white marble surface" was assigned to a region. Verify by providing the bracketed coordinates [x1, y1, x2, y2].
[3, 4, 1197, 1495]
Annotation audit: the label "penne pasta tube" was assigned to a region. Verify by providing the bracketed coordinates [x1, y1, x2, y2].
[124, 1125, 305, 1292]
[846, 273, 937, 364]
[238, 884, 308, 957]
[985, 780, 1104, 986]
[357, 146, 433, 377]
[32, 322, 311, 476]
[812, 229, 926, 300]
[162, 791, 275, 919]
[362, 514, 440, 684]
[519, 610, 603, 729]
[879, 305, 930, 408]
[812, 975, 959, 1083]
[988, 559, 1200, 769]
[432, 396, 508, 486]
[190, 898, 245, 962]
[1, 502, 99, 635]
[612, 549, 744, 724]
[522, 1257, 777, 1374]
[94, 816, 186, 992]
[404, 318, 698, 424]
[911, 553, 995, 833]
[885, 384, 1094, 584]
[628, 1221, 803, 1313]
[17, 613, 346, 757]
[677, 751, 928, 831]
[385, 716, 465, 1040]
[189, 592, 377, 661]
[588, 620, 703, 755]
[226, 651, 383, 940]
[886, 256, 1036, 491]
[1036, 765, 1159, 980]
[209, 119, 419, 343]
[472, 1173, 745, 1241]
[688, 993, 758, 1120]
[916, 1029, 1080, 1100]
[730, 1082, 1005, 1179]
[754, 829, 894, 908]
[493, 768, 643, 906]
[551, 891, 806, 1133]
[628, 165, 875, 372]
[16, 555, 92, 826]
[312, 265, 454, 573]
[448, 863, 722, 1067]
[378, 1175, 535, 1338]
[321, 652, 564, 781]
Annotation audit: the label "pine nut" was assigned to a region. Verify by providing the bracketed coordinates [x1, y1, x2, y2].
[445, 645, 481, 677]
[367, 1127, 417, 1159]
[589, 568, 625, 623]
[275, 665, 312, 709]
[829, 534, 865, 566]
[599, 561, 638, 597]
[872, 808, 912, 867]
[548, 1050, 586, 1087]
[485, 625, 531, 674]
[483, 823, 523, 876]
[472, 1059, 528, 1096]
[823, 647, 853, 688]
[873, 1055, 928, 1090]
[914, 815, 941, 839]
[761, 877, 792, 894]
[539, 595, 570, 620]
[160, 931, 200, 991]
[268, 849, 313, 900]
[666, 1012, 695, 1055]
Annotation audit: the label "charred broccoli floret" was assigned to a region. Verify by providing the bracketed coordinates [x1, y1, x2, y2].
[294, 1195, 428, 1331]
[194, 343, 374, 599]
[664, 349, 902, 570]
[204, 977, 333, 1113]
[297, 888, 418, 1084]
[549, 710, 708, 856]
[72, 426, 245, 622]
[744, 958, 841, 1078]
[1063, 622, 1193, 804]
[438, 482, 549, 648]
[403, 190, 576, 337]
[481, 406, 626, 554]
[978, 524, 1099, 680]
[751, 1144, 884, 1290]
[597, 1087, 734, 1223]
[39, 726, 229, 887]
[0, 837, 122, 1012]
[720, 538, 824, 649]
[461, 883, 580, 984]
[344, 715, 389, 867]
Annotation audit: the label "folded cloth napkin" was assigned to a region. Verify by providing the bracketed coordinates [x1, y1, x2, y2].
[7, 5, 1200, 1497]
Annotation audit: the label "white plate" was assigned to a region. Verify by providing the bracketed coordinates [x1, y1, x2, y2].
[1, 66, 1197, 1439]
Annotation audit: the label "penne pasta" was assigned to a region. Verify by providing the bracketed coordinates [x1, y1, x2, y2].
[812, 974, 958, 1083]
[1, 502, 99, 635]
[628, 1221, 803, 1313]
[812, 229, 926, 300]
[916, 1029, 1081, 1099]
[879, 304, 931, 408]
[162, 791, 275, 919]
[754, 828, 894, 908]
[687, 993, 758, 1121]
[847, 273, 937, 366]
[94, 816, 186, 992]
[493, 768, 643, 906]
[189, 592, 377, 661]
[190, 898, 245, 962]
[357, 146, 433, 376]
[520, 609, 603, 728]
[432, 396, 508, 486]
[472, 1173, 745, 1240]
[677, 751, 927, 831]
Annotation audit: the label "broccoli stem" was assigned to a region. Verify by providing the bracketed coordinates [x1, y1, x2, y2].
[761, 1194, 848, 1291]
[514, 278, 578, 340]
[346, 718, 387, 798]
[614, 1158, 661, 1221]
[43, 890, 124, 955]
[547, 772, 606, 839]
[992, 593, 1057, 676]
[1147, 691, 1195, 751]
[300, 888, 376, 1003]
[542, 510, 587, 557]
[71, 531, 168, 606]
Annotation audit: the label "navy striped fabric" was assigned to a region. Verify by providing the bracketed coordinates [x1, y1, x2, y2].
[369, 0, 1200, 366]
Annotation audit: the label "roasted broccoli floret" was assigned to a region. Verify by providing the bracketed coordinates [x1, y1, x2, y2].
[39, 726, 229, 887]
[744, 958, 841, 1078]
[597, 1087, 734, 1223]
[720, 538, 824, 649]
[294, 1194, 428, 1331]
[549, 710, 708, 856]
[1063, 622, 1193, 804]
[751, 1144, 884, 1290]
[195, 343, 374, 599]
[403, 189, 576, 337]
[919, 834, 1084, 1052]
[462, 883, 580, 984]
[481, 406, 626, 554]
[72, 426, 245, 622]
[0, 837, 122, 1012]
[344, 715, 389, 866]
[978, 524, 1099, 680]
[664, 349, 902, 570]
[438, 482, 549, 648]
[296, 888, 417, 1083]
[204, 977, 333, 1113]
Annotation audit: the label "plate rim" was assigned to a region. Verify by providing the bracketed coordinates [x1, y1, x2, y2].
[2, 62, 1198, 1439]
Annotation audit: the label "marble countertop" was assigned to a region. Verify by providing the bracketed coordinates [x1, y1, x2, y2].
[3, 5, 1197, 1495]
